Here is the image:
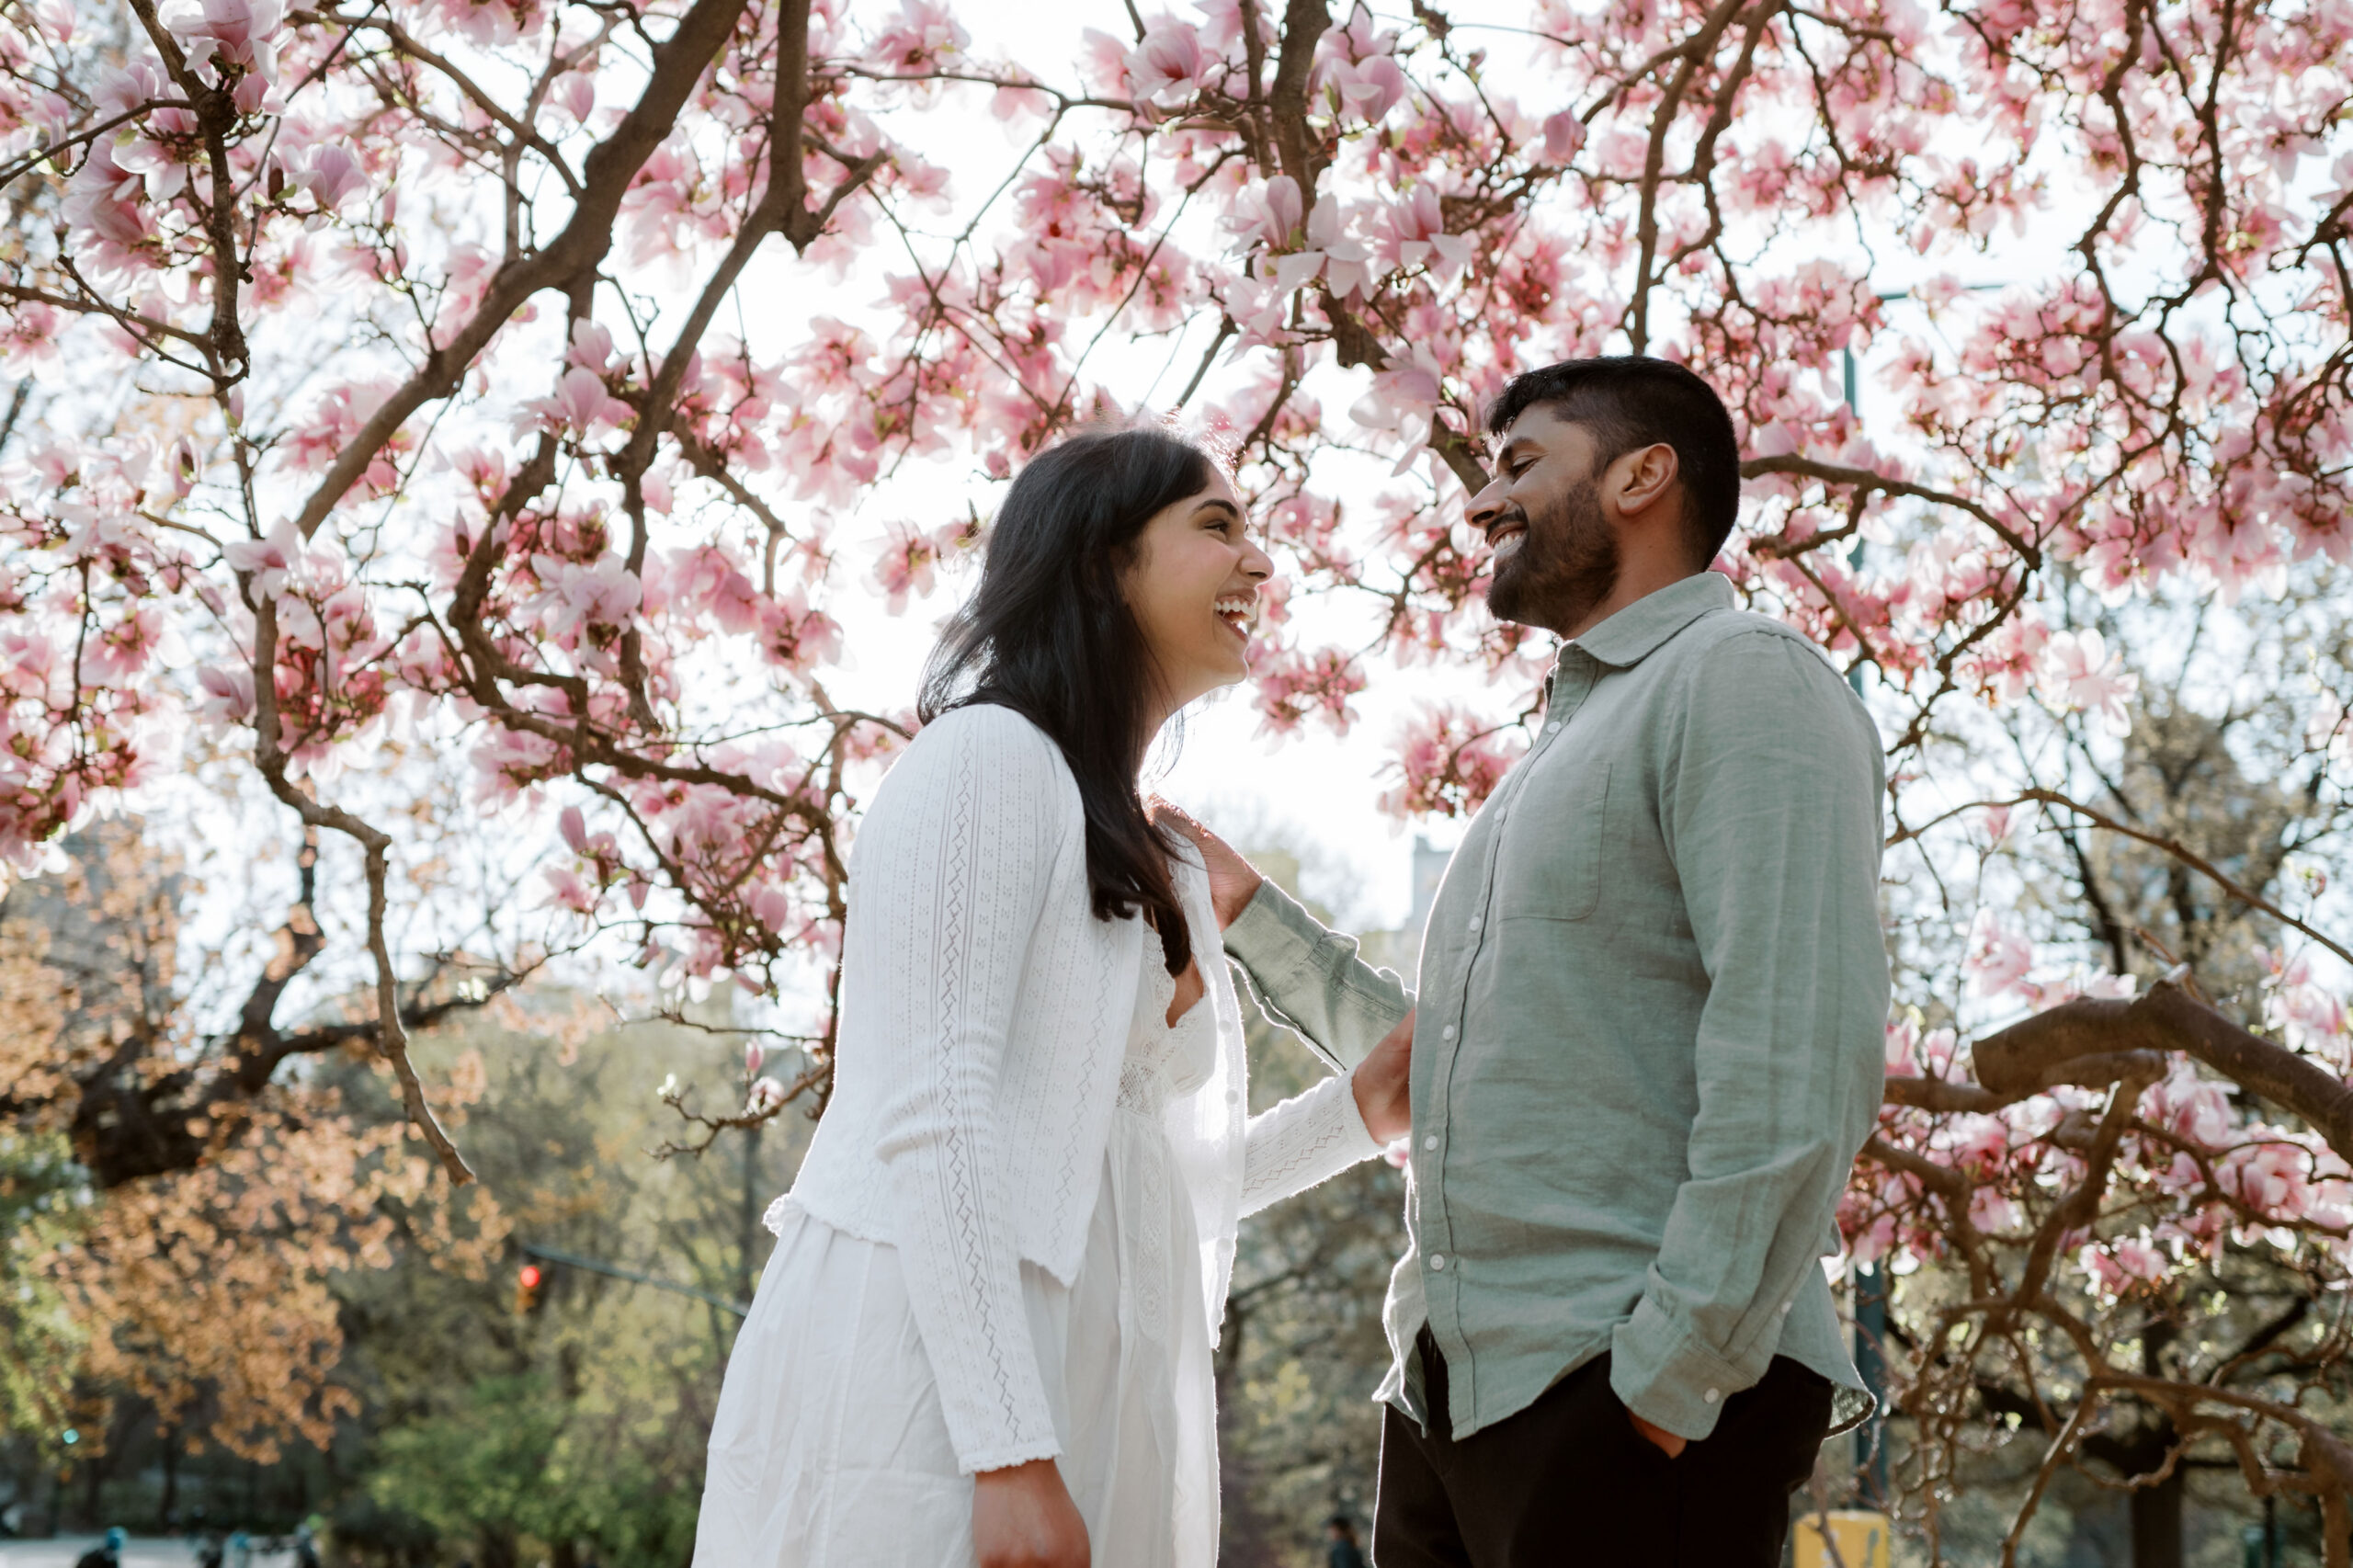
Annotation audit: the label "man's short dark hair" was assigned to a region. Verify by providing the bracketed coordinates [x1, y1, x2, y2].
[1484, 356, 1742, 567]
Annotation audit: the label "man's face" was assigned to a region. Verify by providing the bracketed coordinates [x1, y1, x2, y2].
[1469, 406, 1620, 636]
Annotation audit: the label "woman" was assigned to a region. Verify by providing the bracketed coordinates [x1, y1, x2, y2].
[693, 427, 1413, 1567]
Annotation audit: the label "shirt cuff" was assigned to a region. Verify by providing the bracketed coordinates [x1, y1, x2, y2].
[1608, 1292, 1756, 1442]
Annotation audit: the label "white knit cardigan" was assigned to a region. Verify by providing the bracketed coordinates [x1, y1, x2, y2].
[785, 703, 1381, 1472]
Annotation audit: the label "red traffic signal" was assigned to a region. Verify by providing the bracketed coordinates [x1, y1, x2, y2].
[516, 1261, 546, 1313]
[519, 1264, 542, 1290]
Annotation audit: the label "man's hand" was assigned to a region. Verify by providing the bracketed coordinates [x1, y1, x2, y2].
[1629, 1411, 1688, 1460]
[1351, 1008, 1414, 1143]
[973, 1459, 1089, 1568]
[1153, 801, 1263, 929]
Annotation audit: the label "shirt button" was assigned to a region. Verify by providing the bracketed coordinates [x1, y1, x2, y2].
[1423, 1134, 1438, 1151]
[1703, 1388, 1721, 1404]
[1466, 915, 1482, 932]
[1427, 1254, 1447, 1271]
[1779, 1300, 1793, 1314]
[1441, 1024, 1457, 1041]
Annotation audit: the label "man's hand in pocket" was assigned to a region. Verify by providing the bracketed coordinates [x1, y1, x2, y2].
[1629, 1411, 1688, 1460]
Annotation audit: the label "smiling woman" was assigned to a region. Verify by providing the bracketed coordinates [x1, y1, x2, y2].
[690, 425, 1406, 1568]
[1124, 477, 1273, 727]
[916, 425, 1264, 980]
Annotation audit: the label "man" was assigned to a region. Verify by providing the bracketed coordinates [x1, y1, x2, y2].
[1180, 357, 1888, 1565]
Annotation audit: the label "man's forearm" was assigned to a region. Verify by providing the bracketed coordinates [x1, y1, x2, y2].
[1224, 878, 1412, 1071]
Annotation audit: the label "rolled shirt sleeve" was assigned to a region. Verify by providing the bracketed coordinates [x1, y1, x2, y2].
[1223, 877, 1414, 1072]
[1608, 631, 1890, 1440]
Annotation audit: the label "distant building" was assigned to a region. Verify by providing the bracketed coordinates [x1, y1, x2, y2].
[1405, 835, 1449, 961]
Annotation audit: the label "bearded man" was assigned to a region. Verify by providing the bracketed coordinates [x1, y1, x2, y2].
[1177, 356, 1890, 1566]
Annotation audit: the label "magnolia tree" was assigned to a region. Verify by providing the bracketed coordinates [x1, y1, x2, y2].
[3, 0, 2350, 1551]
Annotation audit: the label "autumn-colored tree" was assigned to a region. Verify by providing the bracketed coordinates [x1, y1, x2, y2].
[0, 826, 509, 1465]
[3, 0, 2349, 1557]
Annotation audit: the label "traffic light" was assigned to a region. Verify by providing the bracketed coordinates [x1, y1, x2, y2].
[516, 1261, 545, 1314]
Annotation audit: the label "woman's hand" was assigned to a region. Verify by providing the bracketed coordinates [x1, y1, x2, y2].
[1152, 801, 1263, 929]
[973, 1459, 1089, 1568]
[1350, 1008, 1414, 1144]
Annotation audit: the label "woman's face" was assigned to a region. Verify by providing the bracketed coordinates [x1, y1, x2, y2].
[1124, 469, 1274, 717]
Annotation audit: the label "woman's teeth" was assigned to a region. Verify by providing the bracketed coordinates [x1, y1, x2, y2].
[1214, 595, 1256, 634]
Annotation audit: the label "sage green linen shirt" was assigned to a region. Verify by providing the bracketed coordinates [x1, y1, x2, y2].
[1225, 572, 1889, 1443]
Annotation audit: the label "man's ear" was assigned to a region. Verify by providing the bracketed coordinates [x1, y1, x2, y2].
[1609, 441, 1680, 521]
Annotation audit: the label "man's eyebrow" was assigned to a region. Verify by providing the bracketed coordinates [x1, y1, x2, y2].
[1495, 435, 1539, 467]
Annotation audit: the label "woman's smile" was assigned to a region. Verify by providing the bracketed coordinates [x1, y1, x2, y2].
[1213, 592, 1256, 642]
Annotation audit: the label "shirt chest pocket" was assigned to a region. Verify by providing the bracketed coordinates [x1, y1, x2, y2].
[1489, 756, 1610, 923]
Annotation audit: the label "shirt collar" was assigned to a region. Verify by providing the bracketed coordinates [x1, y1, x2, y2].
[1564, 572, 1734, 670]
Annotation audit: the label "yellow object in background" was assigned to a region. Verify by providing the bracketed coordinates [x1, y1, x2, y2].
[1793, 1509, 1893, 1568]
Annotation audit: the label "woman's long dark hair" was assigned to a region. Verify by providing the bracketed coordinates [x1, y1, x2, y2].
[919, 426, 1219, 976]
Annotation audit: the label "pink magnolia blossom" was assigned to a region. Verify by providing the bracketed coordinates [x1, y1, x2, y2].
[1125, 26, 1204, 105]
[522, 366, 635, 438]
[1964, 909, 2034, 999]
[529, 554, 642, 641]
[1224, 176, 1303, 252]
[2039, 628, 2138, 735]
[1541, 109, 1586, 165]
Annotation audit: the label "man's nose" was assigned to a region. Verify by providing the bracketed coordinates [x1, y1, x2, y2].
[1465, 473, 1508, 532]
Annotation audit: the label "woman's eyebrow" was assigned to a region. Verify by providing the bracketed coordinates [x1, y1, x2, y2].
[1194, 498, 1243, 521]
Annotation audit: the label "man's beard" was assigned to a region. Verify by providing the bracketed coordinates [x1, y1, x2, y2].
[1484, 475, 1620, 634]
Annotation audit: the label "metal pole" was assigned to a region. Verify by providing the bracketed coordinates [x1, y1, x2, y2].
[1853, 1260, 1891, 1506]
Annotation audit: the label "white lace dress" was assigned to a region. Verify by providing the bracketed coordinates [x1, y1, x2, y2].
[693, 954, 1381, 1567]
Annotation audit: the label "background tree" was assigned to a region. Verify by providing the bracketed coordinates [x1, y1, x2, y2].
[1857, 575, 2353, 1566]
[1, 0, 2348, 1558]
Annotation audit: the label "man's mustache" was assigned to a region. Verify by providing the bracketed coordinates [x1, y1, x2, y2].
[1484, 506, 1531, 543]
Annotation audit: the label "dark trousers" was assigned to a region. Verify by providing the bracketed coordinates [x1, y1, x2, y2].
[1374, 1328, 1832, 1567]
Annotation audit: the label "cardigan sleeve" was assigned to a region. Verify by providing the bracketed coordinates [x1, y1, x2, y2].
[858, 705, 1067, 1473]
[1239, 1067, 1387, 1218]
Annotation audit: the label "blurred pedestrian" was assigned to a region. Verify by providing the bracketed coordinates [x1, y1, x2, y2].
[292, 1522, 323, 1567]
[1324, 1515, 1368, 1568]
[72, 1526, 126, 1568]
